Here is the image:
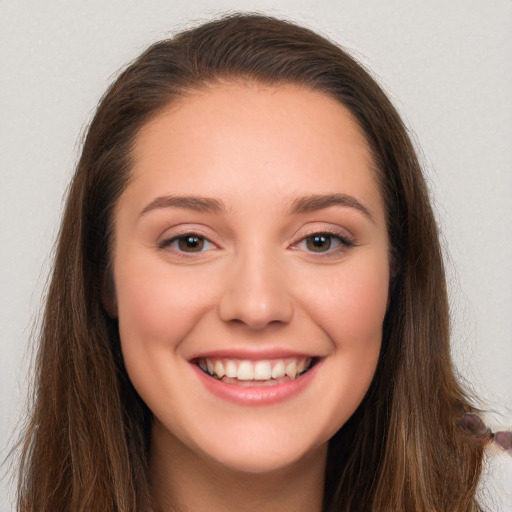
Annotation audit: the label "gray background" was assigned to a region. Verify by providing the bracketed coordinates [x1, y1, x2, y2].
[1, 1, 511, 510]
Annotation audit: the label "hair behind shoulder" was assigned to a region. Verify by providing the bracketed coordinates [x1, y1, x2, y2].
[17, 13, 485, 512]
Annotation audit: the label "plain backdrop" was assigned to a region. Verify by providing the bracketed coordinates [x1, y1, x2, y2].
[1, 1, 511, 510]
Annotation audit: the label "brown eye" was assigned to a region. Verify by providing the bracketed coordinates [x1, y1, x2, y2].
[177, 235, 205, 252]
[306, 234, 332, 252]
[159, 233, 216, 255]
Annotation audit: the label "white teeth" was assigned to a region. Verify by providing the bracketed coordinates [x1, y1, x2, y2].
[285, 361, 297, 379]
[253, 361, 272, 380]
[297, 359, 306, 373]
[237, 361, 254, 380]
[214, 360, 225, 378]
[271, 361, 285, 379]
[198, 357, 313, 381]
[225, 360, 237, 378]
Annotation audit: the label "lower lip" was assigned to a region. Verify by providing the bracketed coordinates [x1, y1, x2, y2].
[191, 360, 322, 406]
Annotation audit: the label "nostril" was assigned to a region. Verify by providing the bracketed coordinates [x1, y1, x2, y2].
[219, 301, 294, 330]
[218, 267, 294, 329]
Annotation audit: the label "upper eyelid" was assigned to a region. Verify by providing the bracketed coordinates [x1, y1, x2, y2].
[292, 226, 355, 244]
[289, 233, 356, 259]
[158, 234, 219, 258]
[158, 232, 219, 253]
[156, 224, 355, 248]
[295, 233, 353, 247]
[159, 226, 219, 243]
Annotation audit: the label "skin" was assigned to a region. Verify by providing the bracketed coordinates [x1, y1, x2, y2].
[110, 83, 391, 512]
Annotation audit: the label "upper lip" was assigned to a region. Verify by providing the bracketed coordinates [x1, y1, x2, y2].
[188, 348, 319, 361]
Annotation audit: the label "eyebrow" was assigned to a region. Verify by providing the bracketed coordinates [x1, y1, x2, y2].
[289, 193, 374, 222]
[139, 192, 374, 221]
[139, 195, 228, 216]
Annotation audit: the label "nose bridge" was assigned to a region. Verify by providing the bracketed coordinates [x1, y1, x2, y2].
[218, 244, 294, 329]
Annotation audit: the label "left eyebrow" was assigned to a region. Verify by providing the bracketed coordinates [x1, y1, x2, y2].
[289, 193, 375, 223]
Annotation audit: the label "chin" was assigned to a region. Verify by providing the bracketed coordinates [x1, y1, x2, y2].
[190, 427, 328, 475]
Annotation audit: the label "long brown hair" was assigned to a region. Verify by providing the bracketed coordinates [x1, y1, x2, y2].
[18, 13, 485, 511]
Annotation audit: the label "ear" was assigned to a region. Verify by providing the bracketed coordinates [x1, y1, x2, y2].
[102, 270, 118, 318]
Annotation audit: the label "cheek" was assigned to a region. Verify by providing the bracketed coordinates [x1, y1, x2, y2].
[113, 260, 220, 414]
[113, 258, 214, 357]
[299, 254, 390, 348]
[283, 254, 389, 440]
[340, 269, 389, 339]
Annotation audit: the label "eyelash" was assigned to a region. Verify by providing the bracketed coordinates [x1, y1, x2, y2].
[291, 230, 355, 257]
[158, 233, 217, 255]
[158, 230, 355, 258]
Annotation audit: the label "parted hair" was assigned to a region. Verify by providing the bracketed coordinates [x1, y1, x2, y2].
[18, 13, 484, 512]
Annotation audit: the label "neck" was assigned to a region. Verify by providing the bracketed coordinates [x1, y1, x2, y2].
[149, 421, 327, 512]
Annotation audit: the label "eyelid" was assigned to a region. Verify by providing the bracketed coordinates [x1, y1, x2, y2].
[158, 223, 219, 243]
[291, 224, 355, 245]
[157, 227, 220, 256]
[160, 234, 216, 251]
[289, 227, 356, 256]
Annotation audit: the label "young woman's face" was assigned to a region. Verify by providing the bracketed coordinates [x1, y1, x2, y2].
[111, 83, 390, 474]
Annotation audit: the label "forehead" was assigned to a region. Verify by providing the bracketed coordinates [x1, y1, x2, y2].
[127, 82, 384, 220]
[135, 81, 371, 160]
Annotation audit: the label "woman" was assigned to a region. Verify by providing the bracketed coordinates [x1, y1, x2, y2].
[17, 13, 487, 511]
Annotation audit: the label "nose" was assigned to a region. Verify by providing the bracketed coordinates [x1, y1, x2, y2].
[218, 251, 294, 330]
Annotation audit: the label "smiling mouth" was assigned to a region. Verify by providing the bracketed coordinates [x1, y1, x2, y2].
[193, 356, 317, 387]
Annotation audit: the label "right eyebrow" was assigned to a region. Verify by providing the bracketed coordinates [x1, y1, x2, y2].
[139, 195, 228, 217]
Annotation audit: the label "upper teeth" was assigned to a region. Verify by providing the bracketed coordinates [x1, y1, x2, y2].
[198, 357, 312, 381]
